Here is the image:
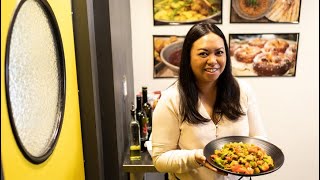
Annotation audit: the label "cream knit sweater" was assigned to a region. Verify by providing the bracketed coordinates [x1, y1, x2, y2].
[152, 79, 267, 180]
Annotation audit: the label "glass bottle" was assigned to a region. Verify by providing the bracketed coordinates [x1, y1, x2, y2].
[129, 104, 141, 160]
[141, 111, 149, 151]
[136, 95, 143, 134]
[136, 95, 147, 151]
[142, 86, 152, 139]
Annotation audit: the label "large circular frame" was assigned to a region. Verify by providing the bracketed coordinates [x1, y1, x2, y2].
[5, 0, 66, 164]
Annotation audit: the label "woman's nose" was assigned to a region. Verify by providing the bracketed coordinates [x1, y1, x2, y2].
[207, 55, 217, 64]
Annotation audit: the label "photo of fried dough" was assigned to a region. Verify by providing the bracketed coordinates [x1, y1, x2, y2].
[229, 33, 299, 77]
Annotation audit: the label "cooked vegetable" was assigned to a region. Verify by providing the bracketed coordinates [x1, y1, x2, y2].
[210, 142, 274, 175]
[154, 0, 220, 22]
[246, 0, 258, 6]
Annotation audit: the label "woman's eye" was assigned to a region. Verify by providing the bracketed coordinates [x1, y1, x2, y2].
[216, 50, 224, 56]
[198, 52, 208, 57]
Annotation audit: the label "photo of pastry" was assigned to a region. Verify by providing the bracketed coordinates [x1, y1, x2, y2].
[230, 0, 301, 23]
[229, 33, 299, 77]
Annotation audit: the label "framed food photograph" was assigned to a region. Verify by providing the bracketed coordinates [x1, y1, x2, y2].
[229, 33, 299, 77]
[230, 0, 301, 23]
[153, 35, 185, 78]
[153, 0, 222, 25]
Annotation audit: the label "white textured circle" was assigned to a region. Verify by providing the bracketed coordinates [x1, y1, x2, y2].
[8, 0, 62, 157]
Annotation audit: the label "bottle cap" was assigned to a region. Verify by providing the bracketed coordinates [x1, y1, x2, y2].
[131, 103, 135, 114]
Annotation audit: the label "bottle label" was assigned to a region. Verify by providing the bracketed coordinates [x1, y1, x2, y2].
[141, 117, 149, 139]
[142, 123, 148, 134]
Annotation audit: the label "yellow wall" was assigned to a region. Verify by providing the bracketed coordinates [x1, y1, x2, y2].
[1, 0, 85, 179]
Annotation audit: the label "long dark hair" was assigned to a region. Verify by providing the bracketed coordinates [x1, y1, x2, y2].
[178, 20, 244, 124]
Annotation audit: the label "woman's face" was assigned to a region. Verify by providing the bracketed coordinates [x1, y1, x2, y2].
[190, 32, 226, 84]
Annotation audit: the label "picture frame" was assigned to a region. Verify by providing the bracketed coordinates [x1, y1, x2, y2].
[153, 0, 222, 26]
[229, 33, 299, 77]
[230, 0, 301, 23]
[153, 35, 185, 78]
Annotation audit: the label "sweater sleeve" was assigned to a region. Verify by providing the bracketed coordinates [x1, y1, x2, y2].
[241, 81, 268, 140]
[151, 88, 201, 173]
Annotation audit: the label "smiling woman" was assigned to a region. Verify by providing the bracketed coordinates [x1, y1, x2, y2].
[152, 20, 268, 180]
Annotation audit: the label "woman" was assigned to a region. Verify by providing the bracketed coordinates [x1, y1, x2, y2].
[152, 20, 267, 180]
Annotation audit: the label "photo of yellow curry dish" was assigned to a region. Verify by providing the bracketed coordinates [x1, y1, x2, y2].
[154, 0, 221, 24]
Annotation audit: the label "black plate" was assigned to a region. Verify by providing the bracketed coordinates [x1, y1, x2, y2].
[203, 136, 284, 177]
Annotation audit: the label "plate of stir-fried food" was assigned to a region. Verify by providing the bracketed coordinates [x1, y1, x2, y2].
[153, 0, 222, 24]
[203, 136, 284, 176]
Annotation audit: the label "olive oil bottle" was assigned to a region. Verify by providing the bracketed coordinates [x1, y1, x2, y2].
[129, 104, 141, 160]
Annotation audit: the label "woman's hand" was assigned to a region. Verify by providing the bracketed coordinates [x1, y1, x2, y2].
[195, 150, 228, 176]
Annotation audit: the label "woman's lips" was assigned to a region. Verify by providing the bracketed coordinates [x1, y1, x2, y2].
[204, 67, 219, 73]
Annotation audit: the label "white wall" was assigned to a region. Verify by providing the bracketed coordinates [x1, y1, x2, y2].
[130, 1, 319, 180]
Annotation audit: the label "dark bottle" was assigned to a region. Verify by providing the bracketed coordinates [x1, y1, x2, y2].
[129, 104, 141, 160]
[141, 111, 149, 151]
[142, 86, 153, 139]
[136, 95, 143, 134]
[136, 95, 147, 151]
